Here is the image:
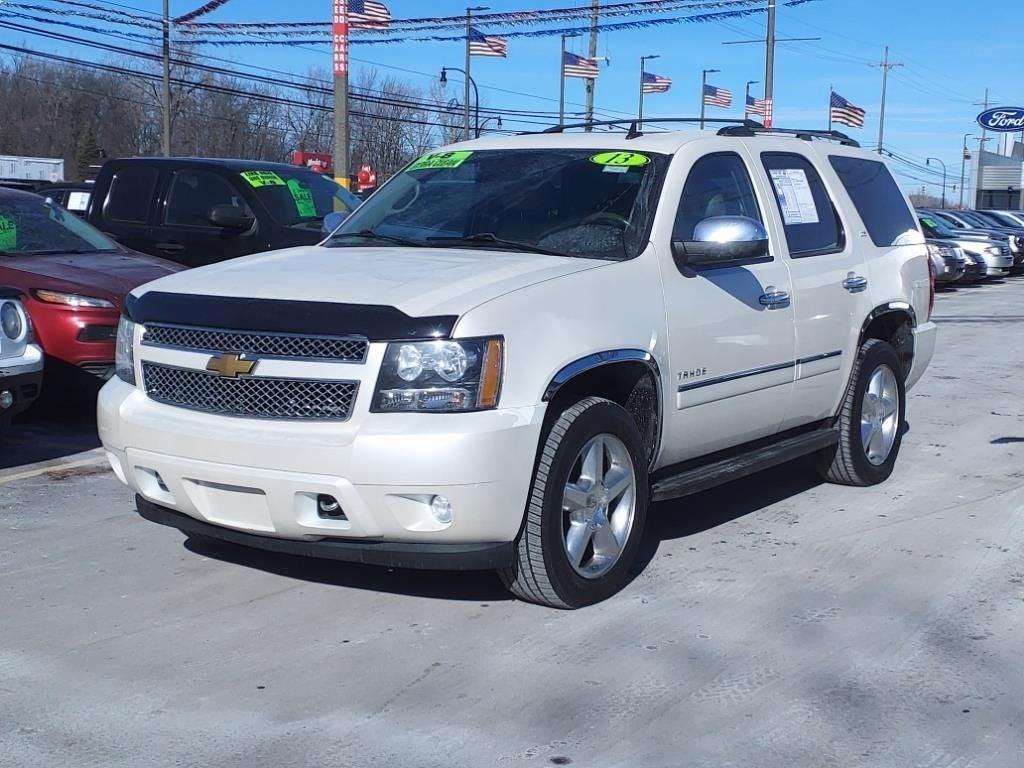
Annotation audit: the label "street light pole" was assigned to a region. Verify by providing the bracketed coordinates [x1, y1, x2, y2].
[959, 133, 973, 210]
[638, 54, 659, 131]
[926, 157, 947, 209]
[700, 68, 719, 130]
[441, 67, 480, 138]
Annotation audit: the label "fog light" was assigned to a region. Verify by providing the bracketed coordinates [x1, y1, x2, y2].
[0, 390, 13, 410]
[317, 494, 346, 520]
[430, 495, 453, 524]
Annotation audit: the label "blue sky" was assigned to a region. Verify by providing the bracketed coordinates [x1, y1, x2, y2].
[3, 0, 1021, 196]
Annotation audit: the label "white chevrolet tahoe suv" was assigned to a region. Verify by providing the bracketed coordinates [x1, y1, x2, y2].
[98, 124, 937, 608]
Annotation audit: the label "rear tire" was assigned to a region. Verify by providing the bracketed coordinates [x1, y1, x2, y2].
[500, 397, 649, 609]
[818, 338, 906, 486]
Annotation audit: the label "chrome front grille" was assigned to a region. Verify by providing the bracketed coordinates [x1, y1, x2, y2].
[142, 324, 368, 362]
[142, 362, 358, 421]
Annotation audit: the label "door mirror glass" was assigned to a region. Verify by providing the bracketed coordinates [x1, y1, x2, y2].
[208, 204, 254, 230]
[673, 215, 769, 268]
[322, 210, 350, 234]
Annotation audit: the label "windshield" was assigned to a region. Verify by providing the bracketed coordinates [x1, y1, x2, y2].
[0, 194, 118, 255]
[238, 167, 361, 227]
[957, 210, 995, 228]
[328, 149, 668, 260]
[919, 215, 958, 238]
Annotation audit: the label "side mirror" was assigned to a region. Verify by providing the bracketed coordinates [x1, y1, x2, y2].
[208, 204, 254, 230]
[322, 210, 350, 234]
[672, 215, 769, 270]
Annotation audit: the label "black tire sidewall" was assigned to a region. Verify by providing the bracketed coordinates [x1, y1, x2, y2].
[539, 401, 649, 608]
[845, 342, 907, 483]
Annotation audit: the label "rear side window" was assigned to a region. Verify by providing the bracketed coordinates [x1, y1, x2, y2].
[673, 152, 763, 240]
[829, 156, 917, 247]
[761, 152, 843, 257]
[104, 166, 158, 224]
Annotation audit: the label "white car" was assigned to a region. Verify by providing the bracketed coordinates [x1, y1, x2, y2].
[0, 290, 43, 426]
[98, 124, 937, 608]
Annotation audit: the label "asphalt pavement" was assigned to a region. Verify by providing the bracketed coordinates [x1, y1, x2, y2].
[2, 278, 1023, 767]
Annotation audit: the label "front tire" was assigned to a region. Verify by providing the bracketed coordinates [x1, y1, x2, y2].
[500, 397, 649, 609]
[818, 338, 906, 486]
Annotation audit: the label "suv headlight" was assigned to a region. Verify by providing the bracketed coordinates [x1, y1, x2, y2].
[115, 316, 136, 385]
[372, 337, 503, 412]
[1, 300, 26, 341]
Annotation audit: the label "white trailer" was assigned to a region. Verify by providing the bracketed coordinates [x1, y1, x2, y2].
[0, 155, 65, 183]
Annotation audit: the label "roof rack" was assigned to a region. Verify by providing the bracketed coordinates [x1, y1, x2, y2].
[716, 125, 860, 147]
[521, 117, 764, 139]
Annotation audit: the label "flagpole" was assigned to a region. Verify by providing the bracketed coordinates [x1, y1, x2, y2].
[559, 34, 567, 126]
[744, 80, 750, 122]
[638, 56, 645, 130]
[700, 69, 707, 130]
[464, 8, 473, 141]
[827, 85, 832, 132]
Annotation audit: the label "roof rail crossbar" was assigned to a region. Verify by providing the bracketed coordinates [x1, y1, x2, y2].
[717, 125, 860, 147]
[524, 117, 763, 136]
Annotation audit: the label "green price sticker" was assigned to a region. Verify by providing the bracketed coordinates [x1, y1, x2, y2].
[407, 150, 474, 172]
[240, 170, 286, 188]
[0, 215, 16, 250]
[590, 151, 651, 168]
[287, 179, 317, 218]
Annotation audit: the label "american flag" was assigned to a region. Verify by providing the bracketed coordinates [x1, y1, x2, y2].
[830, 91, 866, 128]
[563, 51, 599, 79]
[468, 27, 508, 57]
[349, 0, 390, 30]
[642, 71, 671, 93]
[703, 84, 732, 108]
[745, 94, 768, 117]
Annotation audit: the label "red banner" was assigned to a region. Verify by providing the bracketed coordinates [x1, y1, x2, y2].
[332, 0, 349, 76]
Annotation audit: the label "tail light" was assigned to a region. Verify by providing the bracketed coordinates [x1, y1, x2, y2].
[927, 255, 936, 320]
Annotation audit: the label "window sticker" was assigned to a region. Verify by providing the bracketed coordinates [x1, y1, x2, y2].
[286, 179, 317, 218]
[240, 170, 286, 188]
[921, 216, 938, 229]
[769, 168, 819, 225]
[407, 151, 474, 171]
[590, 151, 650, 168]
[0, 215, 16, 250]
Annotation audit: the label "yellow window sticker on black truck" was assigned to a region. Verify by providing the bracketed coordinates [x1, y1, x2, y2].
[590, 152, 650, 168]
[240, 170, 286, 188]
[407, 151, 474, 172]
[0, 215, 16, 250]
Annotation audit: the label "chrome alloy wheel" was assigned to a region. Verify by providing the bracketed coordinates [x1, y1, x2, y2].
[861, 364, 900, 466]
[561, 434, 637, 579]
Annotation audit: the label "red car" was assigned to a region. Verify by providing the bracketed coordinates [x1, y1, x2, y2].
[0, 188, 180, 386]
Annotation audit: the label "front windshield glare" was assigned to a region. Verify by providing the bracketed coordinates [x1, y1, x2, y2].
[0, 196, 118, 254]
[329, 149, 666, 260]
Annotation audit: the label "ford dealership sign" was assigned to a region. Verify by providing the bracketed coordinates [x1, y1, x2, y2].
[976, 107, 1024, 132]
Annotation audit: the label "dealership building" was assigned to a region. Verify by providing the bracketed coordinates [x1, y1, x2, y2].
[969, 134, 1023, 210]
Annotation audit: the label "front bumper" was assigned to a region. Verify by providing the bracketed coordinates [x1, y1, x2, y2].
[98, 377, 545, 558]
[0, 343, 44, 420]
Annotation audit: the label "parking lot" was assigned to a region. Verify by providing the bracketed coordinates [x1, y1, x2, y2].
[1, 278, 1023, 767]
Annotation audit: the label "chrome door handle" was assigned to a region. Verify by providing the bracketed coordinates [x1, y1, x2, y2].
[842, 272, 868, 293]
[759, 287, 791, 309]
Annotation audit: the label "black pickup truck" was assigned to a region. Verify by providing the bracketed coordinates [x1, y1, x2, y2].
[84, 158, 361, 267]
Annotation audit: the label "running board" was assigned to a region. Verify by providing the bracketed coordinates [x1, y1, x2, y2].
[650, 427, 838, 502]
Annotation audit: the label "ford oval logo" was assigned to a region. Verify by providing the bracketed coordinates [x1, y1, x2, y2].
[977, 107, 1024, 132]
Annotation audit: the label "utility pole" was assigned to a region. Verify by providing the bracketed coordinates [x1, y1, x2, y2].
[584, 0, 598, 131]
[874, 45, 902, 155]
[332, 0, 350, 188]
[976, 89, 989, 209]
[763, 0, 775, 127]
[161, 0, 171, 156]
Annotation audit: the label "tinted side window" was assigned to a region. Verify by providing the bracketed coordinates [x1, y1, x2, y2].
[830, 156, 917, 247]
[673, 152, 762, 240]
[105, 166, 158, 224]
[761, 152, 843, 257]
[165, 170, 248, 227]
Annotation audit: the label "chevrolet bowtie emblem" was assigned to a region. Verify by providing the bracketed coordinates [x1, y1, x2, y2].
[206, 353, 257, 379]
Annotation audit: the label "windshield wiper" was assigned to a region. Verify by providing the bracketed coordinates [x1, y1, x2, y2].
[426, 233, 571, 258]
[329, 229, 425, 247]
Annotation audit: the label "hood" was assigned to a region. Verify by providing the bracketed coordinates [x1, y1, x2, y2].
[0, 250, 181, 302]
[132, 245, 609, 317]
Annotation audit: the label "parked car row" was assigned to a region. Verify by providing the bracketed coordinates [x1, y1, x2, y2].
[918, 207, 1023, 286]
